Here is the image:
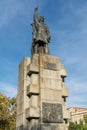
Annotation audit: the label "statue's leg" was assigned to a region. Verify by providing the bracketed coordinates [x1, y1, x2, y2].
[39, 44, 45, 54]
[34, 43, 39, 53]
[44, 44, 48, 54]
[31, 44, 34, 55]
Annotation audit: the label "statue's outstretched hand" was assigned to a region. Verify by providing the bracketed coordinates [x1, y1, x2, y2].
[35, 6, 38, 12]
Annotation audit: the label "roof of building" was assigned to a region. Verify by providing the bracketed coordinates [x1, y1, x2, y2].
[68, 107, 87, 113]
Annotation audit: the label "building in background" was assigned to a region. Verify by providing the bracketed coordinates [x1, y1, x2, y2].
[68, 107, 87, 124]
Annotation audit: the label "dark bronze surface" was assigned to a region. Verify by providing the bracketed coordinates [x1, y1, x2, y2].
[44, 62, 57, 70]
[31, 7, 51, 55]
[42, 102, 63, 123]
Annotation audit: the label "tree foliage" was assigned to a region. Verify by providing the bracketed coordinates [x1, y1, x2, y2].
[83, 114, 87, 130]
[0, 93, 16, 130]
[69, 114, 87, 130]
[69, 122, 81, 130]
[84, 114, 87, 124]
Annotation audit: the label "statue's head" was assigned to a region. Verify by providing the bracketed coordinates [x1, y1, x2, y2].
[39, 16, 44, 23]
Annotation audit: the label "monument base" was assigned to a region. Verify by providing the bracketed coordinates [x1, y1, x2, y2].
[16, 54, 69, 130]
[41, 124, 66, 130]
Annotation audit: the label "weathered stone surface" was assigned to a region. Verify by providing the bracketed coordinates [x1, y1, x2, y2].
[59, 64, 67, 77]
[16, 114, 23, 127]
[30, 95, 39, 107]
[27, 63, 39, 76]
[42, 102, 63, 123]
[16, 125, 23, 130]
[39, 55, 62, 70]
[18, 57, 30, 82]
[63, 107, 70, 119]
[27, 84, 39, 96]
[44, 61, 57, 70]
[41, 124, 65, 130]
[26, 107, 40, 119]
[40, 89, 62, 102]
[30, 73, 39, 84]
[28, 119, 39, 130]
[40, 69, 61, 79]
[16, 54, 69, 130]
[16, 102, 23, 115]
[40, 77, 62, 90]
[62, 87, 68, 97]
[16, 57, 30, 130]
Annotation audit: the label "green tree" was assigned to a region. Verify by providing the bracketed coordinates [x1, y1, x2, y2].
[69, 122, 75, 130]
[84, 114, 87, 124]
[82, 114, 87, 130]
[69, 114, 87, 130]
[0, 93, 16, 130]
[69, 122, 82, 130]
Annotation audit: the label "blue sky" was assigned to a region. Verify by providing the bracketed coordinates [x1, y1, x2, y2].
[0, 0, 87, 108]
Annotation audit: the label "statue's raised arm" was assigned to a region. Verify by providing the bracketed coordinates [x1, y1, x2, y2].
[31, 7, 51, 55]
[32, 7, 50, 43]
[33, 7, 40, 26]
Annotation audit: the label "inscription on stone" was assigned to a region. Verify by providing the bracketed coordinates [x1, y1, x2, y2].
[42, 102, 63, 123]
[44, 62, 57, 70]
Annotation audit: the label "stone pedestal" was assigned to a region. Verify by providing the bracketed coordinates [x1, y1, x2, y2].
[16, 54, 69, 130]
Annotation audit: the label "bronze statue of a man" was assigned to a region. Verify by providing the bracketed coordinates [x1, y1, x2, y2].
[31, 7, 50, 55]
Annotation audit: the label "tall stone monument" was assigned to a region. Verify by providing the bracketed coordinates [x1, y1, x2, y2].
[16, 7, 69, 130]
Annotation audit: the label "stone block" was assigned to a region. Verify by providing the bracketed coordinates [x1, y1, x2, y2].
[39, 55, 62, 70]
[16, 125, 23, 130]
[40, 88, 62, 102]
[40, 77, 62, 90]
[31, 54, 39, 65]
[27, 63, 39, 76]
[18, 80, 27, 93]
[18, 57, 30, 82]
[30, 95, 39, 107]
[62, 87, 68, 97]
[17, 91, 24, 104]
[41, 124, 65, 130]
[63, 107, 70, 119]
[40, 69, 61, 80]
[16, 114, 23, 127]
[27, 84, 39, 96]
[26, 107, 40, 119]
[17, 103, 23, 115]
[30, 73, 39, 84]
[26, 75, 30, 85]
[28, 119, 39, 130]
[23, 97, 29, 109]
[18, 69, 27, 82]
[60, 68, 67, 77]
[17, 90, 29, 104]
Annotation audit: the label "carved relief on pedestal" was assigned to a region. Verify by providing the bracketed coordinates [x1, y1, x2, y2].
[42, 102, 63, 123]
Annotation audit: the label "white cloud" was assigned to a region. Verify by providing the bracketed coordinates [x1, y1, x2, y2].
[0, 0, 47, 27]
[66, 79, 87, 108]
[0, 82, 17, 97]
[67, 95, 87, 108]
